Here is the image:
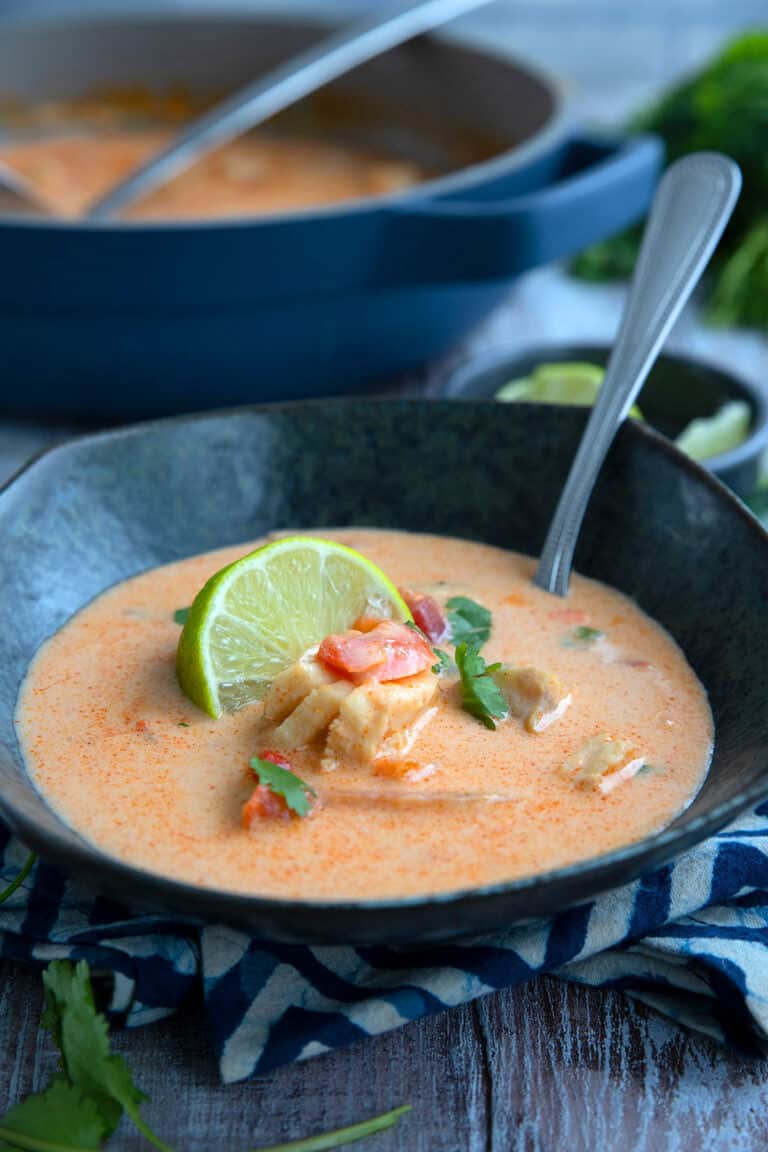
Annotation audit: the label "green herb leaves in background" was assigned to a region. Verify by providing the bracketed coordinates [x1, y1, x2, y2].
[572, 31, 768, 329]
[251, 757, 317, 818]
[0, 961, 410, 1152]
[446, 597, 491, 647]
[454, 642, 508, 731]
[173, 608, 190, 626]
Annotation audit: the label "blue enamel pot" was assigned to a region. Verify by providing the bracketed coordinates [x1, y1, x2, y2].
[0, 10, 663, 417]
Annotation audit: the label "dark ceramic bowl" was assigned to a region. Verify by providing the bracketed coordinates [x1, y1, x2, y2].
[441, 344, 768, 497]
[1, 400, 767, 944]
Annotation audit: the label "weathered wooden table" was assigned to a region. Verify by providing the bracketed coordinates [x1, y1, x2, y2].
[2, 270, 767, 1150]
[3, 961, 768, 1151]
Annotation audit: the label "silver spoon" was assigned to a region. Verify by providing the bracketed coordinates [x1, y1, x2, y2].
[79, 0, 492, 220]
[534, 151, 741, 598]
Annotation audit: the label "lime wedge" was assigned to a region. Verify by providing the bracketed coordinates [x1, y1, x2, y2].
[675, 400, 751, 462]
[496, 361, 643, 419]
[176, 537, 411, 717]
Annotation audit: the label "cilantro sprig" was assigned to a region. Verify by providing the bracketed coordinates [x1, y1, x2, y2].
[173, 608, 189, 626]
[0, 960, 410, 1152]
[454, 642, 508, 731]
[446, 597, 491, 647]
[251, 757, 317, 817]
[0, 959, 171, 1152]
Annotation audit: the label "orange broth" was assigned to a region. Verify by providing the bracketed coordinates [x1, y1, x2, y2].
[16, 530, 713, 900]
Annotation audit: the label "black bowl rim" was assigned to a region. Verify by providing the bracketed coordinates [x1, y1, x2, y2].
[0, 9, 568, 232]
[439, 342, 768, 475]
[2, 396, 768, 930]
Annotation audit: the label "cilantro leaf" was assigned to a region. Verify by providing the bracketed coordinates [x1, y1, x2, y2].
[454, 642, 508, 730]
[173, 608, 190, 625]
[446, 597, 491, 647]
[251, 757, 317, 818]
[0, 1076, 108, 1151]
[563, 625, 604, 648]
[41, 961, 172, 1152]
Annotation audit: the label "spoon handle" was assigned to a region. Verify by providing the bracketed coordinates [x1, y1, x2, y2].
[87, 0, 493, 219]
[534, 151, 741, 598]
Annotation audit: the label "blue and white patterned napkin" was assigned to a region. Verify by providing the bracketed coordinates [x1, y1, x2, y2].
[1, 807, 767, 1083]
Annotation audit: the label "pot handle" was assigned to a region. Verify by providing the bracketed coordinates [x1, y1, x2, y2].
[381, 134, 663, 284]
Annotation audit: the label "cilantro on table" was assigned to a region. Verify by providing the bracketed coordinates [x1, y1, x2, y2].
[445, 597, 492, 647]
[572, 31, 768, 329]
[251, 756, 317, 817]
[0, 959, 410, 1152]
[454, 642, 508, 731]
[173, 608, 189, 626]
[0, 959, 171, 1152]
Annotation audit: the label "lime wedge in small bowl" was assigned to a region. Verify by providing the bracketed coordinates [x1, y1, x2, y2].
[176, 536, 411, 717]
[674, 400, 752, 462]
[499, 361, 644, 421]
[496, 362, 603, 404]
[496, 361, 643, 419]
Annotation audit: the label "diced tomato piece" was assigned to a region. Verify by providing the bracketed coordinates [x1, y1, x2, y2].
[257, 749, 292, 768]
[242, 785, 291, 827]
[399, 588, 448, 643]
[318, 620, 434, 682]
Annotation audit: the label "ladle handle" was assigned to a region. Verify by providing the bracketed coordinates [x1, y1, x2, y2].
[534, 151, 741, 597]
[87, 0, 493, 219]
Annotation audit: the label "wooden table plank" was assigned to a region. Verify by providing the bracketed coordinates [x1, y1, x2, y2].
[2, 959, 767, 1151]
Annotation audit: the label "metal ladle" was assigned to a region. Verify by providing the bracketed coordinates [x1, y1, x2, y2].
[534, 151, 741, 598]
[0, 0, 493, 220]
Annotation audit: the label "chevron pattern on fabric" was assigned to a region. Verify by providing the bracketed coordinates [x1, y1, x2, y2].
[1, 805, 767, 1083]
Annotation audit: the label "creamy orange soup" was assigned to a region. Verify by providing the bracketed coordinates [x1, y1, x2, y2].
[16, 530, 713, 901]
[0, 130, 426, 219]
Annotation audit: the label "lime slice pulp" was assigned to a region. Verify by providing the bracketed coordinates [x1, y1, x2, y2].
[176, 537, 411, 718]
[496, 361, 643, 419]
